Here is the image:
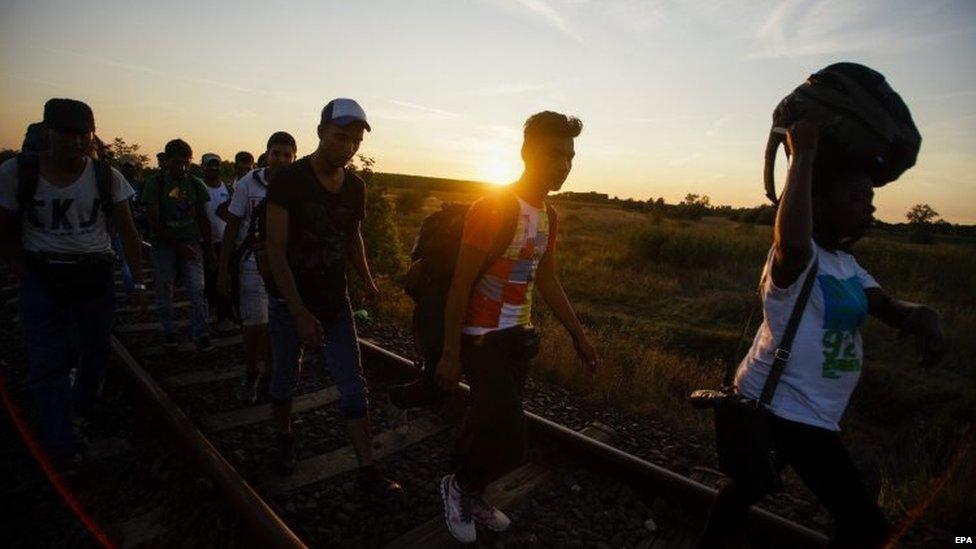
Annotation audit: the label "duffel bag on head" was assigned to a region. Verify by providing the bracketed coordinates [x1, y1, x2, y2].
[764, 62, 921, 204]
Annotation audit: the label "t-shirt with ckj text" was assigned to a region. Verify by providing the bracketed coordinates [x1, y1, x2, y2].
[734, 242, 879, 431]
[142, 173, 210, 245]
[0, 157, 134, 254]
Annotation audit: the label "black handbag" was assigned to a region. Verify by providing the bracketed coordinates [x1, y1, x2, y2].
[690, 259, 818, 493]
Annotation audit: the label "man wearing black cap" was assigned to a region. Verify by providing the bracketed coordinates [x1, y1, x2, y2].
[0, 98, 146, 459]
[234, 151, 255, 182]
[264, 99, 397, 492]
[142, 139, 215, 352]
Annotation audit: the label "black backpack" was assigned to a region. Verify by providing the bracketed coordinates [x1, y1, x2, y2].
[763, 62, 921, 204]
[16, 152, 115, 234]
[402, 190, 554, 365]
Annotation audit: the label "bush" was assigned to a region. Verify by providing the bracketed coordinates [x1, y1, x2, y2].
[363, 186, 407, 278]
[395, 189, 428, 214]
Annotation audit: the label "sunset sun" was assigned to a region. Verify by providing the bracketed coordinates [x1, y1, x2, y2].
[479, 157, 519, 185]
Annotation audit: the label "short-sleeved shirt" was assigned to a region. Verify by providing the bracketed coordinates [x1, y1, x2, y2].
[227, 168, 269, 256]
[142, 173, 209, 245]
[734, 242, 880, 431]
[0, 157, 134, 254]
[461, 192, 557, 335]
[266, 157, 365, 317]
[204, 181, 230, 243]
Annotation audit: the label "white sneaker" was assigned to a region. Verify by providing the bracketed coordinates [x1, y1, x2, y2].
[471, 496, 511, 532]
[441, 475, 476, 543]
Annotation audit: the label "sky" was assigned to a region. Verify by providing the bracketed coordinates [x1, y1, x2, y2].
[1, 0, 974, 223]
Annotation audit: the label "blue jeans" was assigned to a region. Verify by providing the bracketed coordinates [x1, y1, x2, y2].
[268, 297, 368, 419]
[112, 234, 133, 294]
[19, 274, 115, 456]
[151, 244, 208, 339]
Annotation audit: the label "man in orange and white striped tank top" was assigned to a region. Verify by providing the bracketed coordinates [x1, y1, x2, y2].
[435, 111, 601, 543]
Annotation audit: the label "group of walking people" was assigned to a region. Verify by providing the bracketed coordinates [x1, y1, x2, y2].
[0, 68, 945, 547]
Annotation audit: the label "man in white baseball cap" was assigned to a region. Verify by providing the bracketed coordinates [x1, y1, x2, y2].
[262, 98, 398, 495]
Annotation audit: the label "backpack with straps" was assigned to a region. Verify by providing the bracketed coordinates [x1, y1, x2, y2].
[16, 152, 115, 234]
[402, 190, 554, 365]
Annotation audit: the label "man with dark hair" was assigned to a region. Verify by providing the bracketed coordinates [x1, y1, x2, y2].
[234, 151, 255, 182]
[155, 152, 166, 170]
[0, 98, 145, 459]
[218, 131, 297, 403]
[142, 139, 214, 352]
[435, 111, 599, 542]
[201, 153, 235, 332]
[264, 99, 398, 493]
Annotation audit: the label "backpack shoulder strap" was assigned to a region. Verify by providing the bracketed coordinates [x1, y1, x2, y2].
[93, 159, 114, 228]
[484, 190, 521, 268]
[15, 153, 41, 214]
[758, 257, 819, 407]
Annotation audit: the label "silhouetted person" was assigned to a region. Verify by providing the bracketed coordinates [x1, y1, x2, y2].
[264, 98, 399, 494]
[696, 121, 944, 548]
[436, 111, 599, 543]
[0, 98, 145, 460]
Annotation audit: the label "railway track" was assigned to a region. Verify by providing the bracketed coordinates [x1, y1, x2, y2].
[2, 270, 830, 548]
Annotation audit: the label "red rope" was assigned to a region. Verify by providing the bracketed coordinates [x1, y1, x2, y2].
[885, 424, 974, 548]
[0, 373, 118, 548]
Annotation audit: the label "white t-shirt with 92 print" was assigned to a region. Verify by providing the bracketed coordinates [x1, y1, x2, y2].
[0, 157, 134, 254]
[734, 242, 880, 432]
[227, 168, 269, 260]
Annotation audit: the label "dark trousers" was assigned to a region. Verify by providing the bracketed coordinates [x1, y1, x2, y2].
[204, 241, 233, 323]
[19, 274, 115, 456]
[454, 326, 538, 493]
[698, 415, 890, 548]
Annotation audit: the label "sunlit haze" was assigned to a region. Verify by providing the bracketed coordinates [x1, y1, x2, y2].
[2, 0, 974, 222]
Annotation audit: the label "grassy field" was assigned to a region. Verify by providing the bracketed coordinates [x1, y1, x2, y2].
[366, 182, 975, 533]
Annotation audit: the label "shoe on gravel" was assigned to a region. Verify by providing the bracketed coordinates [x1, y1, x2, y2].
[163, 333, 178, 349]
[236, 374, 259, 404]
[275, 432, 296, 475]
[356, 464, 404, 497]
[471, 495, 511, 532]
[196, 337, 215, 353]
[441, 474, 476, 543]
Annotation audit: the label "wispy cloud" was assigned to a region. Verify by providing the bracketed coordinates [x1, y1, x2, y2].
[705, 114, 735, 137]
[41, 47, 270, 96]
[472, 82, 547, 96]
[514, 0, 575, 36]
[748, 0, 976, 59]
[389, 100, 460, 118]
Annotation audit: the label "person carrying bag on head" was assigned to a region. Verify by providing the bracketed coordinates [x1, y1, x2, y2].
[692, 64, 944, 548]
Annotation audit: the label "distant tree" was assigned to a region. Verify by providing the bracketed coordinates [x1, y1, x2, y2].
[906, 203, 940, 244]
[102, 137, 150, 171]
[906, 204, 939, 225]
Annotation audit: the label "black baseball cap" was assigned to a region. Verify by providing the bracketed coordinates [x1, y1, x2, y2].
[43, 98, 95, 133]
